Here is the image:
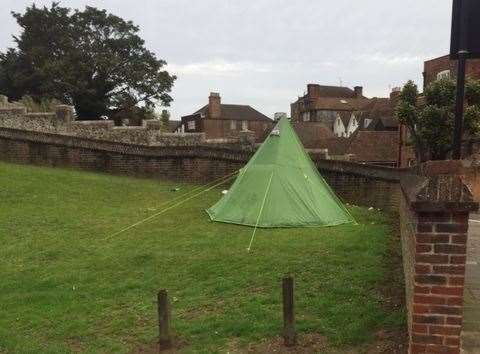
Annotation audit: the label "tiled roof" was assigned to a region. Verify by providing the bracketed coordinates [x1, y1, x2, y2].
[311, 85, 359, 99]
[346, 131, 399, 163]
[292, 122, 335, 148]
[193, 104, 271, 122]
[298, 127, 398, 163]
[357, 98, 398, 131]
[310, 97, 371, 111]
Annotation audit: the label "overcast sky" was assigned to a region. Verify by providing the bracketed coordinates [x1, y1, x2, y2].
[1, 0, 453, 120]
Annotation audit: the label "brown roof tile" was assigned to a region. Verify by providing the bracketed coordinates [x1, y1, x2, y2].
[292, 122, 335, 148]
[346, 131, 399, 163]
[193, 104, 271, 122]
[311, 85, 359, 98]
[311, 97, 371, 111]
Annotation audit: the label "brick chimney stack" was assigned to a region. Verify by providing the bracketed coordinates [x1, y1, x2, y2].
[354, 86, 363, 98]
[390, 87, 401, 102]
[307, 84, 321, 98]
[208, 92, 221, 119]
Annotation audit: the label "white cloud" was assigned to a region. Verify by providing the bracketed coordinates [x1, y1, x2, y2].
[166, 59, 273, 77]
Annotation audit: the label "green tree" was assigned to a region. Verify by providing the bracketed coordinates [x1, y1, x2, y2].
[0, 3, 175, 120]
[396, 78, 480, 161]
[160, 109, 170, 131]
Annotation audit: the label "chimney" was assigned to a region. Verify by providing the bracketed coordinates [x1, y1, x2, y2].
[307, 84, 321, 98]
[208, 92, 221, 119]
[390, 87, 401, 102]
[354, 86, 363, 98]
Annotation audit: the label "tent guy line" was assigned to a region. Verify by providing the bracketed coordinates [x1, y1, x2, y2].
[247, 171, 274, 252]
[103, 172, 237, 241]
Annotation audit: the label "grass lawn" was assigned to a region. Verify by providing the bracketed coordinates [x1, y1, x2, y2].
[0, 162, 405, 353]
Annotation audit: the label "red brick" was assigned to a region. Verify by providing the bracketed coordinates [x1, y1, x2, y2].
[446, 297, 463, 306]
[416, 264, 431, 274]
[412, 334, 443, 345]
[416, 254, 449, 264]
[418, 223, 433, 232]
[446, 316, 462, 325]
[415, 275, 447, 285]
[450, 234, 467, 244]
[435, 223, 468, 233]
[410, 343, 427, 354]
[413, 315, 445, 325]
[416, 234, 450, 244]
[448, 277, 464, 286]
[452, 213, 468, 224]
[413, 304, 430, 314]
[417, 244, 433, 253]
[431, 286, 464, 296]
[413, 323, 428, 334]
[433, 265, 465, 275]
[445, 336, 460, 346]
[434, 244, 466, 255]
[429, 325, 461, 336]
[418, 212, 450, 223]
[450, 255, 466, 264]
[430, 306, 462, 315]
[415, 285, 431, 294]
[414, 295, 446, 305]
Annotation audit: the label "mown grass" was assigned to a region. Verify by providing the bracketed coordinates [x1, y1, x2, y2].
[0, 162, 404, 353]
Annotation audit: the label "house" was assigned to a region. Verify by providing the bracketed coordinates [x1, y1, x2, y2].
[332, 111, 360, 137]
[291, 84, 370, 125]
[179, 93, 273, 141]
[357, 90, 401, 132]
[423, 54, 480, 88]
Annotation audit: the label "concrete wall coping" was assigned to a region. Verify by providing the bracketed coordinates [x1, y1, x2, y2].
[401, 161, 479, 213]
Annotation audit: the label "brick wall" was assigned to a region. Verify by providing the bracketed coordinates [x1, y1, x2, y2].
[0, 126, 406, 210]
[399, 166, 479, 354]
[424, 55, 480, 88]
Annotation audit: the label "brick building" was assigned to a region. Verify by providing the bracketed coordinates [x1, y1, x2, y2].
[180, 93, 272, 142]
[424, 54, 480, 88]
[290, 84, 371, 137]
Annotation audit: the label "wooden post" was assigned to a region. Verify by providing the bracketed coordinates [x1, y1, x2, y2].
[157, 289, 172, 350]
[282, 276, 296, 346]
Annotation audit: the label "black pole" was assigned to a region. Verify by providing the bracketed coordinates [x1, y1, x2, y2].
[452, 50, 468, 160]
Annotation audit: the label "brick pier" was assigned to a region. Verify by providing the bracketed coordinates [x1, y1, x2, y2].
[400, 170, 479, 354]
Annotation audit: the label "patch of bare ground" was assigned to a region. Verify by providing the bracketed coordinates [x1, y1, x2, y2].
[130, 338, 189, 354]
[224, 330, 405, 354]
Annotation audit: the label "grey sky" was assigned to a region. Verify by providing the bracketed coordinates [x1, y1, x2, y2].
[1, 0, 452, 120]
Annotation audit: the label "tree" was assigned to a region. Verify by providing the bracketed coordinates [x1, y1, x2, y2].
[160, 109, 170, 131]
[0, 3, 176, 120]
[396, 78, 480, 161]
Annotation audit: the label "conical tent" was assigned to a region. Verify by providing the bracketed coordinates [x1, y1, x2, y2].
[207, 118, 355, 228]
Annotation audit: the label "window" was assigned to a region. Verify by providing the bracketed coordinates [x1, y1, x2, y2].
[364, 118, 372, 128]
[302, 112, 310, 122]
[242, 120, 248, 131]
[437, 70, 451, 80]
[187, 120, 196, 130]
[230, 120, 237, 130]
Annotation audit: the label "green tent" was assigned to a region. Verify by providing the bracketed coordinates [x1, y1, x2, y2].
[206, 118, 355, 228]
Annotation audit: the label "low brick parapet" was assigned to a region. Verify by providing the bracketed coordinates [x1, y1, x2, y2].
[400, 167, 479, 354]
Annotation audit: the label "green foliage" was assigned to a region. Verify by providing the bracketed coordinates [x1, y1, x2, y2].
[0, 162, 405, 353]
[0, 3, 175, 120]
[160, 109, 170, 131]
[17, 95, 62, 113]
[396, 78, 480, 161]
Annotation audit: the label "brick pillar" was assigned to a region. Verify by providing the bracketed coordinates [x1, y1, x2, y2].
[401, 172, 478, 354]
